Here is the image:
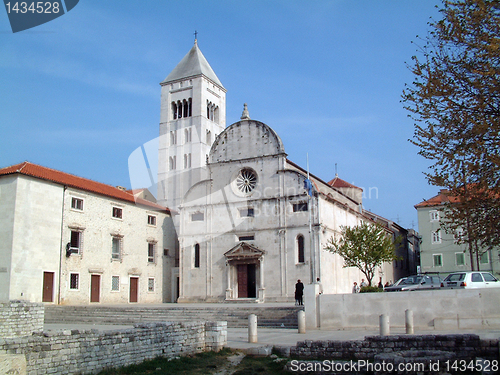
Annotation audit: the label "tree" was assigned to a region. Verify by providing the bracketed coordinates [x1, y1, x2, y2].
[402, 0, 500, 269]
[324, 222, 398, 287]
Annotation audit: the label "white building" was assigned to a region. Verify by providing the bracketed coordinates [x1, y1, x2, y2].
[0, 162, 176, 304]
[158, 42, 394, 302]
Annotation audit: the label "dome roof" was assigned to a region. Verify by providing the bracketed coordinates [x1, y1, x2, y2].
[210, 118, 285, 163]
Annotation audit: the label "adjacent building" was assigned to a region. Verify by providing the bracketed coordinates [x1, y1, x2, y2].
[363, 210, 421, 282]
[0, 162, 176, 304]
[415, 189, 499, 277]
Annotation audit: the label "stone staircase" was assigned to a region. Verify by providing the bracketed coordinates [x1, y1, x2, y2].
[45, 304, 303, 328]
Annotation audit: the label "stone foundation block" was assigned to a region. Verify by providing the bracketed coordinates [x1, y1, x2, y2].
[0, 354, 27, 375]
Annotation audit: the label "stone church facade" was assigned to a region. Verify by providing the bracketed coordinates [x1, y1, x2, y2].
[158, 42, 394, 302]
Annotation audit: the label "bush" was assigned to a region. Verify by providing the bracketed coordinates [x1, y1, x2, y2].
[359, 286, 383, 293]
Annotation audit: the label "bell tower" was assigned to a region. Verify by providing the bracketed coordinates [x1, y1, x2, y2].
[157, 41, 226, 210]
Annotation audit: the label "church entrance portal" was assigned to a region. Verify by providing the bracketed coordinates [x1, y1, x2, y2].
[224, 242, 264, 301]
[237, 263, 256, 298]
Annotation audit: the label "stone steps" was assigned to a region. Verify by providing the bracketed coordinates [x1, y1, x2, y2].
[45, 305, 302, 328]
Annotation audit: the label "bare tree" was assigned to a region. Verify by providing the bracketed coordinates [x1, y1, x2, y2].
[403, 0, 500, 269]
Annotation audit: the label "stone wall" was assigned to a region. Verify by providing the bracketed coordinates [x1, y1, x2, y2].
[278, 334, 499, 375]
[0, 321, 227, 374]
[287, 334, 498, 361]
[0, 302, 44, 339]
[308, 288, 500, 330]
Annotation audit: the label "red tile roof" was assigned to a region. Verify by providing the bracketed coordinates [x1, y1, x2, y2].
[327, 176, 363, 191]
[414, 189, 461, 208]
[0, 162, 170, 213]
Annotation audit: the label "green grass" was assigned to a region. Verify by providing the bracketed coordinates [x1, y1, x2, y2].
[96, 348, 234, 375]
[232, 355, 289, 375]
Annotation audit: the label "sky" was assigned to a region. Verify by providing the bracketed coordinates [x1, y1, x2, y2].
[0, 0, 443, 230]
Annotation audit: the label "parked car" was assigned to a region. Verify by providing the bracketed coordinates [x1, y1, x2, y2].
[441, 272, 500, 289]
[384, 274, 442, 292]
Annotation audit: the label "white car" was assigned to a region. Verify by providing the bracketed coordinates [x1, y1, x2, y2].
[442, 272, 500, 289]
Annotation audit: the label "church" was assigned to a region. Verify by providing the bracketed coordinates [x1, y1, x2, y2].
[0, 41, 398, 305]
[156, 41, 395, 302]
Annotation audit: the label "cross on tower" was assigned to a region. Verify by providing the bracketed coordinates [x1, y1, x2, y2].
[194, 30, 198, 42]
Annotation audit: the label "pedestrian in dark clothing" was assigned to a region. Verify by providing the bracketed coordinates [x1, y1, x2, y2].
[295, 279, 304, 306]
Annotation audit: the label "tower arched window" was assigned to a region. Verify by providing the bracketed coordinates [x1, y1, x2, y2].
[207, 101, 218, 122]
[206, 130, 211, 145]
[172, 98, 192, 120]
[297, 235, 305, 264]
[169, 156, 176, 170]
[177, 100, 183, 119]
[172, 102, 178, 120]
[183, 99, 188, 118]
[214, 106, 219, 123]
[194, 243, 200, 268]
[183, 154, 191, 169]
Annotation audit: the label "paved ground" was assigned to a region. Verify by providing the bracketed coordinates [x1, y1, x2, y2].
[43, 302, 500, 349]
[44, 322, 500, 350]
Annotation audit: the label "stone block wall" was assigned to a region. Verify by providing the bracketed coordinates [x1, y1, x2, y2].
[0, 321, 227, 374]
[0, 301, 44, 339]
[205, 321, 227, 351]
[287, 334, 499, 362]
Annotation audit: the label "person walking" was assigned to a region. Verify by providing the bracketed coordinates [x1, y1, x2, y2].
[316, 277, 323, 295]
[352, 281, 360, 294]
[295, 279, 304, 305]
[378, 277, 384, 289]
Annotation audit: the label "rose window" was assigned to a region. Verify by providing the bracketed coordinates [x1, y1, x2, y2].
[236, 169, 257, 194]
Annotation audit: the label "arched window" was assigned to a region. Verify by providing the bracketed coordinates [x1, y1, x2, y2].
[172, 98, 192, 120]
[177, 100, 183, 119]
[214, 106, 219, 123]
[183, 99, 188, 118]
[297, 235, 305, 264]
[194, 243, 200, 268]
[206, 130, 211, 145]
[169, 156, 176, 171]
[172, 102, 178, 120]
[207, 101, 218, 121]
[183, 154, 191, 169]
